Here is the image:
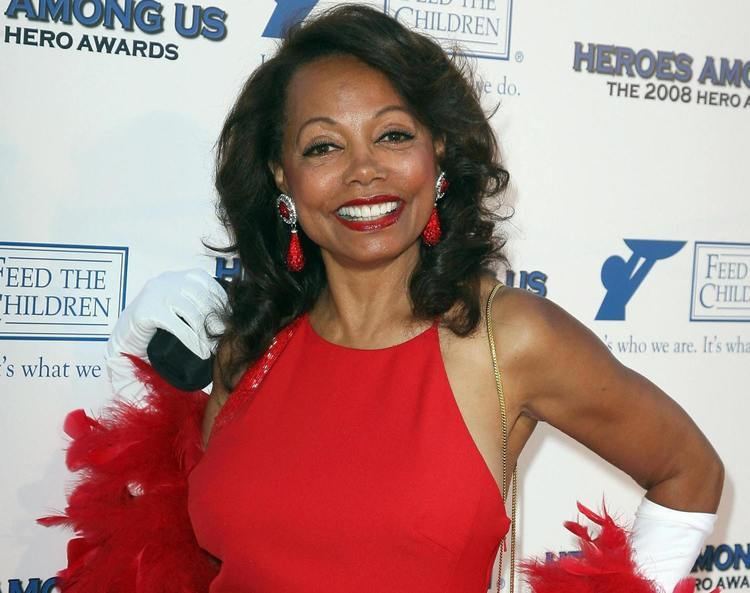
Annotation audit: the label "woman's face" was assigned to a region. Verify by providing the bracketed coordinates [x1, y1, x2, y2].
[271, 54, 443, 268]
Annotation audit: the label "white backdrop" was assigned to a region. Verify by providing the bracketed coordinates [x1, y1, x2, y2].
[1, 1, 748, 591]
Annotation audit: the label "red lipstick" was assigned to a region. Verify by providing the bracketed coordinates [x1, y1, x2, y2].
[335, 194, 404, 232]
[339, 194, 400, 207]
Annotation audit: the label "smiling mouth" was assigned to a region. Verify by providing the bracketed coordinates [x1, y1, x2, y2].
[334, 196, 405, 232]
[336, 200, 401, 221]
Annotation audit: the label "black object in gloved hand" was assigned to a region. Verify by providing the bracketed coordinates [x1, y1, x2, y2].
[146, 277, 230, 391]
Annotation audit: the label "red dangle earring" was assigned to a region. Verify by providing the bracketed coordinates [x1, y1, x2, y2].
[421, 170, 449, 247]
[276, 193, 305, 272]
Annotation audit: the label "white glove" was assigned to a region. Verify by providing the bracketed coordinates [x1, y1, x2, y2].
[630, 497, 717, 593]
[105, 268, 228, 403]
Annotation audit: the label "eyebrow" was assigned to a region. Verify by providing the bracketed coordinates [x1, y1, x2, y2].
[295, 105, 412, 145]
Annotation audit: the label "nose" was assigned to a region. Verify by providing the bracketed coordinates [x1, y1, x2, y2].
[344, 142, 386, 188]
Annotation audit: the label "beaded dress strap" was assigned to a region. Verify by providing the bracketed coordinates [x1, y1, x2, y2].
[211, 316, 303, 437]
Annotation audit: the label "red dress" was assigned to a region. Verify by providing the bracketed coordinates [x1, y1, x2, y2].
[41, 312, 708, 593]
[188, 312, 510, 592]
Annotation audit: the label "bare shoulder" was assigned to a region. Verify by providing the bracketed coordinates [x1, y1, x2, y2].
[439, 278, 559, 367]
[489, 281, 589, 352]
[438, 278, 560, 400]
[485, 279, 621, 413]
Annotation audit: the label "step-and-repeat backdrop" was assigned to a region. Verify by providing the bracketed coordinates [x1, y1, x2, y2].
[1, 1, 747, 591]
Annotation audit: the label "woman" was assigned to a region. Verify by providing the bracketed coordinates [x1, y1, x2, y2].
[45, 5, 723, 593]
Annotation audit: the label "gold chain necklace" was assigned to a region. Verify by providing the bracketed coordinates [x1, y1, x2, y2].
[486, 283, 518, 593]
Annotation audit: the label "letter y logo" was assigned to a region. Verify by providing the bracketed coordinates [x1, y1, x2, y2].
[263, 0, 319, 39]
[596, 239, 686, 320]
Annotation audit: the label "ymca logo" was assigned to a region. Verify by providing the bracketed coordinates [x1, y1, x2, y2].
[596, 239, 686, 321]
[263, 0, 319, 38]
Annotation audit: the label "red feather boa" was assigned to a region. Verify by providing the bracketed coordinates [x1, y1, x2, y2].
[38, 355, 217, 592]
[40, 350, 715, 593]
[520, 502, 718, 593]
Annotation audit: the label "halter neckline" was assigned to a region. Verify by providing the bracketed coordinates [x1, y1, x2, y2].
[302, 311, 438, 352]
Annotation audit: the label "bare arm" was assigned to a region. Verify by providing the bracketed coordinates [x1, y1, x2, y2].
[498, 289, 723, 512]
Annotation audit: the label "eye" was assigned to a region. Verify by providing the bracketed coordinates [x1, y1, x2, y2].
[302, 141, 339, 157]
[378, 130, 415, 143]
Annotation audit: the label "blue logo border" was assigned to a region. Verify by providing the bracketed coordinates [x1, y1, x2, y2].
[382, 0, 514, 61]
[689, 240, 750, 323]
[0, 241, 129, 341]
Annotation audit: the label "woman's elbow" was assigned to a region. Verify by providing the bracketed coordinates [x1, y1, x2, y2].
[684, 445, 724, 512]
[705, 451, 725, 510]
[648, 444, 724, 512]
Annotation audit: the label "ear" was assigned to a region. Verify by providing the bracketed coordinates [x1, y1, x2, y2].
[433, 135, 446, 167]
[268, 161, 289, 194]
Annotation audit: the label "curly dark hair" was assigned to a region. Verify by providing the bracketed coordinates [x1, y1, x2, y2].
[206, 3, 512, 390]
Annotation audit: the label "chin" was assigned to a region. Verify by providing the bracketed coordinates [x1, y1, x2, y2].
[332, 237, 421, 269]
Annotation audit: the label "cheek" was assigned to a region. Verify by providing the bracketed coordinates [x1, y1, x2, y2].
[283, 164, 337, 210]
[280, 166, 341, 240]
[398, 148, 439, 200]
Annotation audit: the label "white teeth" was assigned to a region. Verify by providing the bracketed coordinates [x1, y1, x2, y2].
[337, 201, 399, 221]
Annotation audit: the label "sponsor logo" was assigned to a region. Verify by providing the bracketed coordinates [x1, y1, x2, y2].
[5, 578, 58, 593]
[2, 0, 228, 60]
[385, 0, 514, 61]
[695, 576, 750, 591]
[572, 42, 750, 109]
[215, 256, 242, 282]
[216, 257, 548, 297]
[262, 0, 318, 38]
[0, 241, 128, 341]
[261, 0, 515, 62]
[505, 269, 547, 296]
[690, 241, 750, 322]
[526, 545, 750, 591]
[596, 239, 686, 321]
[694, 543, 750, 572]
[693, 543, 750, 590]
